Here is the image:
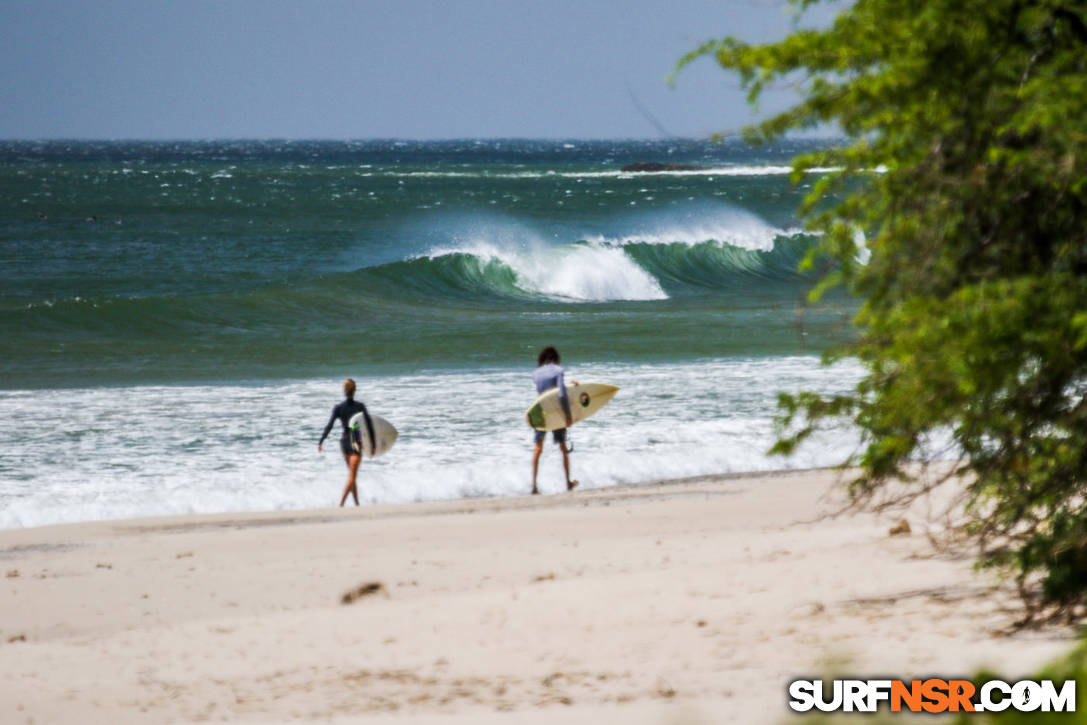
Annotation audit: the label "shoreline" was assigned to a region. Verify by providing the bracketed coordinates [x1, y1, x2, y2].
[1, 467, 1075, 724]
[1, 358, 867, 532]
[0, 465, 840, 537]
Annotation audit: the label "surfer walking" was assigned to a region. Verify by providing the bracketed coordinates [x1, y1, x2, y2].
[318, 379, 372, 507]
[531, 346, 579, 495]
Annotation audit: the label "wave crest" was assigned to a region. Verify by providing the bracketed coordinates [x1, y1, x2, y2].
[370, 207, 816, 302]
[419, 242, 668, 302]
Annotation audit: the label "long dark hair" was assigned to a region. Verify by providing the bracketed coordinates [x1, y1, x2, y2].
[537, 346, 560, 366]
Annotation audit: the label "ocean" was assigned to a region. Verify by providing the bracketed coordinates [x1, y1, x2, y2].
[0, 139, 861, 528]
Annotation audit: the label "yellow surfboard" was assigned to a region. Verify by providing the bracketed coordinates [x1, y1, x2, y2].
[525, 382, 619, 431]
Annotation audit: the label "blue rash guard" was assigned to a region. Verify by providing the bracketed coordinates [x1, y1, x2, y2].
[533, 363, 570, 444]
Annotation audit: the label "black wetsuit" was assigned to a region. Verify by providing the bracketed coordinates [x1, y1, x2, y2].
[319, 398, 374, 456]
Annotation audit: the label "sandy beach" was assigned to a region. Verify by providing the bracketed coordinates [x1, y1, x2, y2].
[0, 468, 1075, 724]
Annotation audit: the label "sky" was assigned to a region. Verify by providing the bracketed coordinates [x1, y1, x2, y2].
[0, 0, 840, 140]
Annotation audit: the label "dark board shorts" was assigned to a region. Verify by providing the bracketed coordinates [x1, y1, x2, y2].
[534, 428, 567, 445]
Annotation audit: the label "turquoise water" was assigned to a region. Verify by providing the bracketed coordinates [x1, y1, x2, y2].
[0, 139, 860, 527]
[0, 139, 850, 387]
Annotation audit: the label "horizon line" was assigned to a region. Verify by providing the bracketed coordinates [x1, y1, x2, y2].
[0, 133, 841, 144]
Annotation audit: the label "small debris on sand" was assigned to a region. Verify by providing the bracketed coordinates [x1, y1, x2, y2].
[889, 519, 912, 536]
[341, 581, 385, 605]
[531, 573, 556, 583]
[542, 671, 565, 687]
[794, 601, 827, 617]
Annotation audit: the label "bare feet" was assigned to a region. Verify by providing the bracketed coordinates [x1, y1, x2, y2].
[531, 487, 540, 495]
[567, 479, 579, 491]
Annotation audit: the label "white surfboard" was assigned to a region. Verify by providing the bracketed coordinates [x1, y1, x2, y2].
[348, 412, 398, 458]
[525, 382, 619, 431]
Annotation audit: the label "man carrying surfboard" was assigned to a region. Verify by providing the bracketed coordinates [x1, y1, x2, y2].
[318, 379, 374, 507]
[531, 346, 579, 494]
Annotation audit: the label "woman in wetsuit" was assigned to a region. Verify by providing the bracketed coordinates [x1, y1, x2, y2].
[318, 379, 373, 506]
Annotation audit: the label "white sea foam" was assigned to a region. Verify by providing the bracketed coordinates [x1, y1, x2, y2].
[853, 227, 871, 265]
[426, 240, 667, 302]
[387, 166, 839, 180]
[416, 212, 669, 302]
[515, 244, 668, 301]
[587, 206, 806, 252]
[0, 358, 864, 529]
[405, 205, 805, 301]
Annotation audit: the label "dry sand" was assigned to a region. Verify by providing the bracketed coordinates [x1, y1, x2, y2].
[0, 468, 1076, 724]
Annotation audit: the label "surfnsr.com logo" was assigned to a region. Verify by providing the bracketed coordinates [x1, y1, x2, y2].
[788, 679, 1076, 713]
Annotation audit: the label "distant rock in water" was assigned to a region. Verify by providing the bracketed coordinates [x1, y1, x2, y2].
[620, 162, 703, 172]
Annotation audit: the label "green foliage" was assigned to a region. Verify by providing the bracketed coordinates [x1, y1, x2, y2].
[956, 637, 1087, 723]
[682, 0, 1087, 620]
